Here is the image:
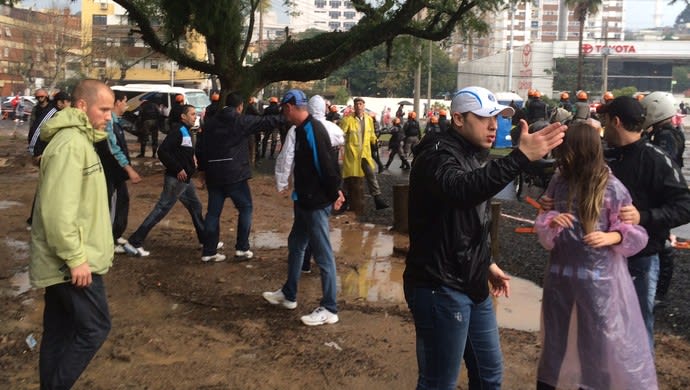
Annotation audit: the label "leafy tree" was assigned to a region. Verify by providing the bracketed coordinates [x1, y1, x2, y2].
[564, 0, 603, 91]
[675, 3, 690, 26]
[672, 66, 690, 93]
[109, 0, 501, 97]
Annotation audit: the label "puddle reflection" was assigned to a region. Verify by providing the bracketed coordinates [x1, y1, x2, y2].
[495, 277, 542, 332]
[4, 237, 29, 260]
[253, 231, 288, 249]
[0, 200, 22, 210]
[2, 269, 31, 297]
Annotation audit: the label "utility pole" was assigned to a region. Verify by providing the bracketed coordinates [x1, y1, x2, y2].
[427, 40, 432, 116]
[601, 21, 610, 95]
[414, 40, 422, 116]
[507, 1, 516, 92]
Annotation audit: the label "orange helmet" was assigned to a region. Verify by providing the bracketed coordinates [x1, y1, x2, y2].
[408, 111, 417, 120]
[603, 91, 614, 102]
[249, 96, 256, 104]
[329, 105, 338, 112]
[393, 117, 401, 125]
[576, 90, 588, 100]
[439, 109, 447, 117]
[527, 88, 537, 97]
[175, 94, 184, 103]
[560, 92, 569, 100]
[534, 90, 542, 98]
[210, 92, 220, 102]
[430, 116, 439, 124]
[269, 96, 278, 104]
[636, 94, 645, 101]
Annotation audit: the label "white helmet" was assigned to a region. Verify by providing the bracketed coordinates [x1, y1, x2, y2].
[641, 92, 676, 129]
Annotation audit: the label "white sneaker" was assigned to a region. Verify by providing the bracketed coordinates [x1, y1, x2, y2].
[262, 289, 297, 309]
[116, 237, 128, 245]
[123, 242, 150, 257]
[235, 249, 253, 260]
[300, 307, 339, 326]
[114, 244, 126, 254]
[201, 253, 227, 263]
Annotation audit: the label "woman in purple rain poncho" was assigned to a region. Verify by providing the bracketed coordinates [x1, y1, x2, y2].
[535, 122, 658, 390]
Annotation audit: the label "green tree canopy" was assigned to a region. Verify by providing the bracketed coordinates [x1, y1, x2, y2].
[110, 0, 502, 96]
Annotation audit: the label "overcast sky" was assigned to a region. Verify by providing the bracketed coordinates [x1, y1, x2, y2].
[26, 0, 688, 31]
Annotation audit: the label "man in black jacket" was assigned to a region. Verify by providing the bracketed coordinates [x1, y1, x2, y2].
[598, 96, 690, 350]
[404, 86, 566, 389]
[261, 89, 344, 327]
[196, 92, 283, 262]
[123, 105, 207, 258]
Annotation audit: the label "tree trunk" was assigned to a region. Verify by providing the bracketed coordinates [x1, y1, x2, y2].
[577, 17, 585, 91]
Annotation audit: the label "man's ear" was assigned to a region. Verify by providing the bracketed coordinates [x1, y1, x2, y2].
[75, 99, 87, 111]
[452, 112, 463, 128]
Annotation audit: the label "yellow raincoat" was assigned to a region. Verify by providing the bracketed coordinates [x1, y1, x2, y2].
[339, 113, 378, 178]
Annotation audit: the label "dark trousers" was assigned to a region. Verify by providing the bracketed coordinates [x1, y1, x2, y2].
[203, 180, 253, 256]
[40, 276, 111, 390]
[656, 242, 674, 300]
[109, 181, 130, 241]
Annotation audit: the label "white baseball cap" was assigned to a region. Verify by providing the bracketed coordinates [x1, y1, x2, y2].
[451, 86, 515, 118]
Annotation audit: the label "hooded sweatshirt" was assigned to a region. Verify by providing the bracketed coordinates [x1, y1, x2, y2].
[30, 108, 114, 288]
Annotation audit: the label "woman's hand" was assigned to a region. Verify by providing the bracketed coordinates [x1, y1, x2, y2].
[583, 231, 622, 248]
[549, 213, 575, 229]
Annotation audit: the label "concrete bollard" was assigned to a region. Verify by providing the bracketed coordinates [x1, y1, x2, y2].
[344, 177, 365, 215]
[393, 183, 409, 233]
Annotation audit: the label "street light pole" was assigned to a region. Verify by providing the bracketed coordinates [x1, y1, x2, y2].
[427, 40, 432, 116]
[507, 1, 516, 92]
[601, 21, 609, 95]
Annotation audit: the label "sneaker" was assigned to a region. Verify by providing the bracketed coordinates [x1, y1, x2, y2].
[123, 242, 150, 257]
[116, 237, 128, 245]
[114, 244, 126, 254]
[199, 241, 224, 250]
[201, 253, 227, 263]
[235, 249, 253, 260]
[300, 307, 339, 326]
[301, 268, 312, 274]
[262, 289, 297, 310]
[374, 196, 389, 210]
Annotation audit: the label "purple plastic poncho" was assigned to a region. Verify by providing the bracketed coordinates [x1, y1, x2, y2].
[535, 171, 658, 390]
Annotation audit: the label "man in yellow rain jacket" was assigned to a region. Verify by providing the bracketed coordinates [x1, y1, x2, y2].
[339, 97, 389, 210]
[30, 79, 114, 389]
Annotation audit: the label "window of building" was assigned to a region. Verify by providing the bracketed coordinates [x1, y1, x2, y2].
[92, 15, 107, 25]
[329, 1, 341, 7]
[344, 11, 356, 19]
[4, 27, 11, 37]
[343, 22, 355, 30]
[344, 1, 353, 7]
[315, 0, 326, 8]
[329, 11, 341, 18]
[329, 21, 341, 30]
[150, 60, 158, 69]
[3, 47, 8, 57]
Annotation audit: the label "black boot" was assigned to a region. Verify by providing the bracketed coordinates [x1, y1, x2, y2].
[374, 195, 389, 210]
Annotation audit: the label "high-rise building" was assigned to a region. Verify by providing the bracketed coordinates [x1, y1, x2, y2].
[288, 0, 363, 33]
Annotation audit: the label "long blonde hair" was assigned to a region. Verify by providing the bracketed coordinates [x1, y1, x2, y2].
[553, 122, 609, 234]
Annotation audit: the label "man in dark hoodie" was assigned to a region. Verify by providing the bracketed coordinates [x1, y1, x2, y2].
[196, 92, 284, 262]
[123, 104, 206, 258]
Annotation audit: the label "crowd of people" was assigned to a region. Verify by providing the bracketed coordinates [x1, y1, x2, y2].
[22, 79, 689, 389]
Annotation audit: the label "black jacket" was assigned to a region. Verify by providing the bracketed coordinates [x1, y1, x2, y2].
[647, 122, 685, 168]
[404, 130, 530, 302]
[605, 139, 690, 259]
[403, 119, 421, 137]
[527, 99, 547, 123]
[157, 123, 196, 182]
[292, 115, 341, 210]
[196, 107, 283, 186]
[27, 104, 57, 157]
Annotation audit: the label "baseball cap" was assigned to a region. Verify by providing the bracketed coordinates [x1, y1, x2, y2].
[596, 96, 645, 128]
[280, 89, 308, 107]
[451, 86, 515, 117]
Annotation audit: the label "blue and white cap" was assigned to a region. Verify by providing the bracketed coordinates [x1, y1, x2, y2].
[451, 86, 515, 118]
[280, 89, 309, 107]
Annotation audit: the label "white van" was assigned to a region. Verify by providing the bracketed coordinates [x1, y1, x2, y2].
[112, 84, 211, 129]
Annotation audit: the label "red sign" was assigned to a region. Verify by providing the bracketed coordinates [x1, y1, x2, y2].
[581, 44, 637, 55]
[522, 44, 532, 67]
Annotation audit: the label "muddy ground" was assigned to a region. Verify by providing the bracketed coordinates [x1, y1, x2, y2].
[1, 125, 690, 389]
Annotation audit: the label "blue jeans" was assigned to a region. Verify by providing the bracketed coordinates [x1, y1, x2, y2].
[129, 175, 204, 247]
[628, 254, 660, 351]
[40, 275, 111, 389]
[404, 284, 503, 390]
[203, 180, 253, 256]
[282, 204, 337, 314]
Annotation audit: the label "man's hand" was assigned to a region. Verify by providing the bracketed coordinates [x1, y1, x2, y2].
[584, 231, 622, 248]
[125, 165, 142, 184]
[70, 262, 92, 288]
[549, 213, 575, 229]
[619, 205, 640, 225]
[333, 190, 346, 211]
[539, 195, 554, 212]
[488, 263, 511, 298]
[517, 119, 567, 161]
[196, 171, 206, 190]
[177, 169, 188, 182]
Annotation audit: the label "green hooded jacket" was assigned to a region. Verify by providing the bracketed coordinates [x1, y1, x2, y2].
[30, 107, 114, 288]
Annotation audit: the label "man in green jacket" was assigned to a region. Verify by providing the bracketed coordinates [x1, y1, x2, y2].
[30, 79, 115, 389]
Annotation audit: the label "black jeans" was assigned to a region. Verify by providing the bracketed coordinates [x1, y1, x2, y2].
[108, 180, 130, 242]
[40, 275, 111, 390]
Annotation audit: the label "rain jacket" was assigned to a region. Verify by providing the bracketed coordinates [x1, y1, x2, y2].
[403, 129, 530, 302]
[535, 171, 657, 390]
[30, 108, 113, 288]
[275, 96, 344, 192]
[339, 111, 377, 178]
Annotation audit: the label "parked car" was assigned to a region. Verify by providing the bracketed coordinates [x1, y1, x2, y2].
[1, 96, 37, 121]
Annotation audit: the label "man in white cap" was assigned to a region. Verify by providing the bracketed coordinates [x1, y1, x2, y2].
[403, 86, 567, 389]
